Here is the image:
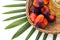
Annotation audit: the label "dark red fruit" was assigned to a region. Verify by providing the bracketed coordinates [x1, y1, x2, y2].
[48, 15, 56, 23]
[35, 22, 42, 28]
[48, 11, 56, 22]
[30, 12, 37, 22]
[39, 0, 44, 8]
[30, 6, 41, 15]
[33, 0, 44, 8]
[41, 6, 50, 18]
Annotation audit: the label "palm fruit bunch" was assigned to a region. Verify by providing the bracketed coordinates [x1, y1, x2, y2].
[29, 0, 56, 29]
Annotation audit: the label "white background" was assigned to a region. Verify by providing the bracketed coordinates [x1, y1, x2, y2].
[0, 0, 60, 40]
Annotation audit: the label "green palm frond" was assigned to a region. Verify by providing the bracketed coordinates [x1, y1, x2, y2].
[25, 28, 36, 40]
[35, 31, 42, 40]
[3, 9, 26, 14]
[12, 22, 31, 39]
[5, 17, 27, 29]
[4, 13, 26, 21]
[43, 33, 48, 40]
[53, 34, 57, 40]
[3, 3, 26, 7]
[3, 0, 58, 40]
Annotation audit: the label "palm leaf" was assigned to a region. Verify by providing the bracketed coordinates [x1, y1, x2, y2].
[53, 34, 57, 40]
[3, 3, 26, 7]
[12, 22, 31, 39]
[43, 33, 48, 40]
[3, 9, 26, 14]
[25, 27, 36, 40]
[35, 31, 42, 40]
[3, 0, 58, 40]
[3, 13, 26, 21]
[5, 17, 27, 29]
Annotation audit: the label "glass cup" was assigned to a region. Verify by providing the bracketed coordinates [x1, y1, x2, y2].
[49, 0, 60, 15]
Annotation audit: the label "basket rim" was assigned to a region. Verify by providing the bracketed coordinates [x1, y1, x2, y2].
[26, 0, 60, 34]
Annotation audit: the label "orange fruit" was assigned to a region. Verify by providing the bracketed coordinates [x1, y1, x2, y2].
[35, 14, 44, 23]
[33, 0, 39, 7]
[44, 0, 49, 4]
[42, 18, 48, 28]
[33, 0, 37, 7]
[30, 12, 37, 22]
[49, 15, 54, 20]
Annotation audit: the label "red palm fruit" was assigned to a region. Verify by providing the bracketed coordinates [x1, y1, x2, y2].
[42, 18, 48, 28]
[44, 0, 49, 4]
[33, 0, 43, 8]
[30, 6, 41, 15]
[35, 22, 42, 28]
[49, 15, 54, 20]
[41, 6, 49, 12]
[33, 0, 36, 6]
[48, 15, 56, 22]
[33, 0, 39, 7]
[41, 6, 50, 18]
[48, 11, 56, 22]
[35, 14, 44, 23]
[30, 12, 37, 22]
[38, 0, 44, 8]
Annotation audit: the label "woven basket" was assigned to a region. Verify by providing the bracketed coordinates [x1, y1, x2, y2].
[26, 0, 60, 34]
